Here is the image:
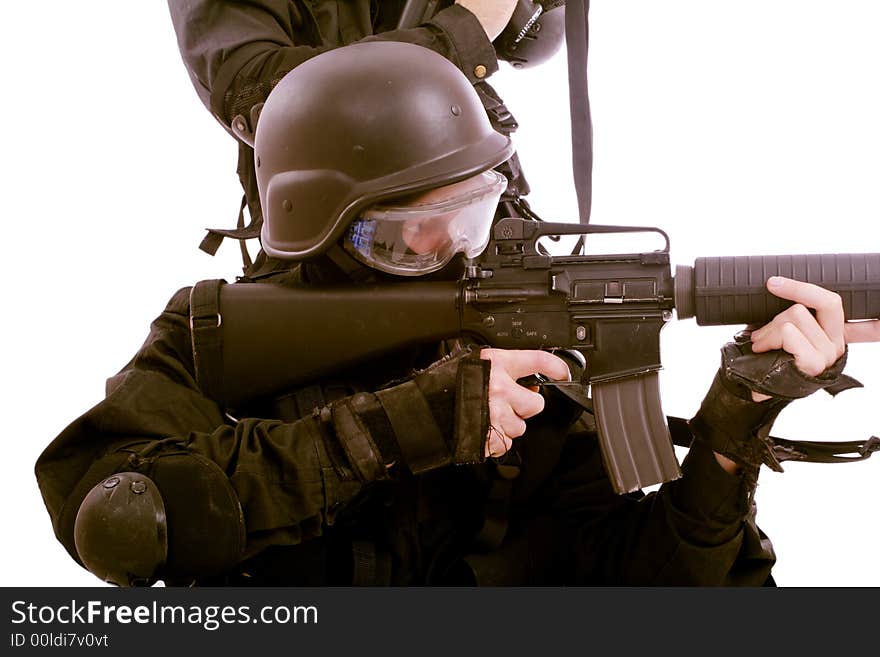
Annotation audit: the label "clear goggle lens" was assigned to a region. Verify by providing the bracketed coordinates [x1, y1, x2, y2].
[344, 169, 507, 276]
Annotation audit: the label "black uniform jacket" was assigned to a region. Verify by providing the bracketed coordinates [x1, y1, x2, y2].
[36, 264, 776, 586]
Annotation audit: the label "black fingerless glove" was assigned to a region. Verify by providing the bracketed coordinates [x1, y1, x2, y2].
[324, 345, 490, 482]
[720, 339, 860, 401]
[689, 368, 789, 474]
[689, 336, 860, 475]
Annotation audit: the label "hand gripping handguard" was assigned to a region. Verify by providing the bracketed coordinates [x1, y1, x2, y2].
[690, 333, 863, 474]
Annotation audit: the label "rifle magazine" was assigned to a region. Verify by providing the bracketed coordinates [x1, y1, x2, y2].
[592, 373, 682, 494]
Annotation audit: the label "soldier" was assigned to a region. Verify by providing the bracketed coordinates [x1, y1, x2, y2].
[36, 42, 875, 586]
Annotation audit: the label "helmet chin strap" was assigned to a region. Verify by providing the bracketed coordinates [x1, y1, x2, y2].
[324, 244, 379, 283]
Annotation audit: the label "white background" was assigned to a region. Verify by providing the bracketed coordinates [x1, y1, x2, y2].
[1, 2, 877, 587]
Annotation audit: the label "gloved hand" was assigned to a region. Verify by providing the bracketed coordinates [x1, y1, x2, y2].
[690, 276, 859, 473]
[746, 275, 857, 398]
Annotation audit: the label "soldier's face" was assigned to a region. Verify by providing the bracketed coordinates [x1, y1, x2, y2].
[398, 175, 489, 255]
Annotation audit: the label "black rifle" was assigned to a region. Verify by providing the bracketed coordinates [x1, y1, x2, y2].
[191, 219, 880, 494]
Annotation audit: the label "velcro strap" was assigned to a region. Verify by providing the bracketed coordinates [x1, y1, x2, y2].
[331, 398, 388, 483]
[375, 382, 451, 474]
[189, 279, 226, 402]
[453, 356, 491, 464]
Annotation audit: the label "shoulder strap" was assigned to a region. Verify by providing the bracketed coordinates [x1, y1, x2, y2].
[189, 279, 227, 402]
[565, 0, 593, 225]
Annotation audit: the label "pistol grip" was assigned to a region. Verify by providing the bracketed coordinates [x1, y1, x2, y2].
[592, 373, 682, 494]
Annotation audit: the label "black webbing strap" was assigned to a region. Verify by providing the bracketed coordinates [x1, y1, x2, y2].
[189, 279, 227, 402]
[565, 0, 593, 225]
[199, 195, 259, 273]
[760, 435, 880, 465]
[375, 382, 452, 474]
[199, 37, 276, 268]
[667, 415, 880, 466]
[197, 34, 274, 270]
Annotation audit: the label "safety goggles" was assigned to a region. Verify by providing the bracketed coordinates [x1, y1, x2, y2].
[344, 169, 507, 276]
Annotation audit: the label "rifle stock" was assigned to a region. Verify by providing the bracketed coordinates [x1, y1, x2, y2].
[193, 219, 880, 494]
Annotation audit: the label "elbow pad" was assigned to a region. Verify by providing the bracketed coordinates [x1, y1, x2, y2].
[71, 441, 246, 586]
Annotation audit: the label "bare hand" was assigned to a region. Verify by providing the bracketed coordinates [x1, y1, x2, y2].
[455, 0, 519, 42]
[480, 348, 571, 457]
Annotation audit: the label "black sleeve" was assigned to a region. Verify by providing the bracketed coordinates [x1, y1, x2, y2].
[545, 423, 775, 586]
[167, 0, 498, 128]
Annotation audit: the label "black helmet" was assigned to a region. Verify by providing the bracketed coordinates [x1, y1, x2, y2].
[255, 40, 514, 262]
